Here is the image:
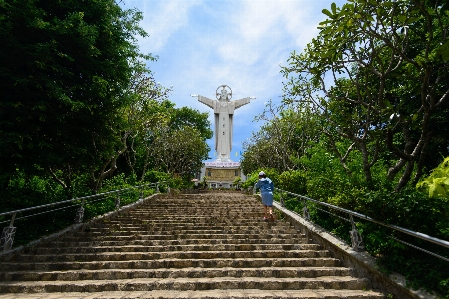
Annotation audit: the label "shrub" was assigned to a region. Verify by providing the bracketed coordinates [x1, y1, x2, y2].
[277, 170, 307, 195]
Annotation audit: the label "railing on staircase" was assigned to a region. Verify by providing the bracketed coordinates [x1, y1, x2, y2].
[0, 181, 168, 252]
[251, 185, 449, 262]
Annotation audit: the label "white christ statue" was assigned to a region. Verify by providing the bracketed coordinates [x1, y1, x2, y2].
[192, 85, 255, 162]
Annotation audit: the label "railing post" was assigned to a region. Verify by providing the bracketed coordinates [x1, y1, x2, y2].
[302, 199, 310, 221]
[1, 213, 17, 252]
[115, 192, 120, 210]
[280, 192, 285, 207]
[156, 183, 159, 193]
[75, 200, 85, 224]
[349, 214, 364, 251]
[139, 186, 143, 201]
[167, 186, 171, 195]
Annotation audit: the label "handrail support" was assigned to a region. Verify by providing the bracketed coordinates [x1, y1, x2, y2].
[1, 213, 17, 252]
[303, 199, 310, 221]
[115, 193, 121, 210]
[349, 214, 364, 252]
[75, 199, 85, 224]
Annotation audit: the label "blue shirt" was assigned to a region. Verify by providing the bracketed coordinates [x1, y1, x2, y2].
[255, 178, 274, 194]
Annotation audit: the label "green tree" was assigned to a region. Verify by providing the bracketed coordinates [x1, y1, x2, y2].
[167, 106, 213, 141]
[0, 0, 150, 194]
[120, 72, 172, 182]
[281, 0, 449, 190]
[149, 125, 209, 178]
[417, 156, 449, 198]
[241, 100, 320, 174]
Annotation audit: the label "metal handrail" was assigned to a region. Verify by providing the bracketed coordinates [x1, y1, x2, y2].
[0, 181, 166, 251]
[0, 182, 161, 218]
[273, 187, 449, 250]
[0, 203, 80, 225]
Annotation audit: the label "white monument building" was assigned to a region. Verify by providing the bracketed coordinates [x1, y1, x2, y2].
[192, 85, 255, 188]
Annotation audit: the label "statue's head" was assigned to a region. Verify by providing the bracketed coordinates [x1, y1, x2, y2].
[220, 89, 228, 102]
[216, 85, 232, 102]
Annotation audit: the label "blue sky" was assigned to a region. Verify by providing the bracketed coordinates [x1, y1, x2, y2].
[119, 0, 347, 161]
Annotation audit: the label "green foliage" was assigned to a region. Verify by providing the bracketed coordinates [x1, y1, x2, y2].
[0, 0, 150, 176]
[282, 0, 449, 191]
[417, 157, 449, 198]
[274, 141, 449, 297]
[242, 168, 279, 189]
[1, 172, 161, 248]
[233, 177, 242, 188]
[149, 125, 209, 177]
[243, 0, 449, 296]
[167, 106, 213, 141]
[101, 173, 135, 191]
[143, 170, 172, 184]
[241, 102, 320, 174]
[277, 170, 307, 195]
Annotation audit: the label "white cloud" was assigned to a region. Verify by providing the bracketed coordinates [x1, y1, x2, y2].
[120, 0, 347, 160]
[131, 0, 201, 52]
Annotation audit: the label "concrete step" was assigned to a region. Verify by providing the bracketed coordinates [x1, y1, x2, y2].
[30, 243, 321, 254]
[0, 193, 385, 298]
[14, 249, 331, 262]
[0, 257, 342, 271]
[0, 289, 385, 299]
[0, 266, 353, 281]
[73, 231, 297, 238]
[84, 224, 292, 231]
[59, 233, 303, 241]
[99, 219, 285, 225]
[0, 276, 371, 293]
[46, 237, 309, 247]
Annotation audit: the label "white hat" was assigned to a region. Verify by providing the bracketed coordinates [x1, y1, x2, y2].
[259, 171, 265, 176]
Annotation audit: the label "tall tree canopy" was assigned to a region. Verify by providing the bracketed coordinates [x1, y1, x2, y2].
[241, 100, 320, 175]
[281, 0, 449, 190]
[0, 0, 150, 180]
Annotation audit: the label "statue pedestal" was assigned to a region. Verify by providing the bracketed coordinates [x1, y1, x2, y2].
[201, 161, 246, 189]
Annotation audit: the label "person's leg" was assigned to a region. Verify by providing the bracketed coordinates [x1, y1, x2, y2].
[268, 206, 274, 221]
[263, 205, 268, 219]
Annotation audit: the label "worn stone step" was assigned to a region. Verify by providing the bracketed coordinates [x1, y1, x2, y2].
[81, 226, 298, 233]
[103, 219, 284, 225]
[132, 206, 262, 210]
[0, 276, 371, 293]
[62, 232, 301, 240]
[0, 266, 353, 281]
[15, 249, 331, 262]
[0, 257, 342, 271]
[30, 243, 320, 254]
[46, 237, 309, 247]
[0, 289, 386, 298]
[106, 221, 277, 227]
[0, 193, 385, 298]
[86, 224, 292, 231]
[76, 228, 296, 235]
[76, 229, 298, 237]
[124, 214, 269, 218]
[99, 218, 290, 223]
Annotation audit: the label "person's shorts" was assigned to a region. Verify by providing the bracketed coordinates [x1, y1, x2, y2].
[261, 192, 273, 206]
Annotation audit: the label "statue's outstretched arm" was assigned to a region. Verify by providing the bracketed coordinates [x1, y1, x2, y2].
[234, 97, 251, 109]
[197, 96, 214, 109]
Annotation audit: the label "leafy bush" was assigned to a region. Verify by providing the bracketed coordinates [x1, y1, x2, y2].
[417, 157, 449, 198]
[242, 168, 280, 189]
[277, 145, 449, 298]
[277, 170, 307, 195]
[0, 170, 165, 249]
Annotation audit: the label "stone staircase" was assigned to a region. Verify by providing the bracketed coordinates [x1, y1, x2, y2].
[0, 193, 385, 298]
